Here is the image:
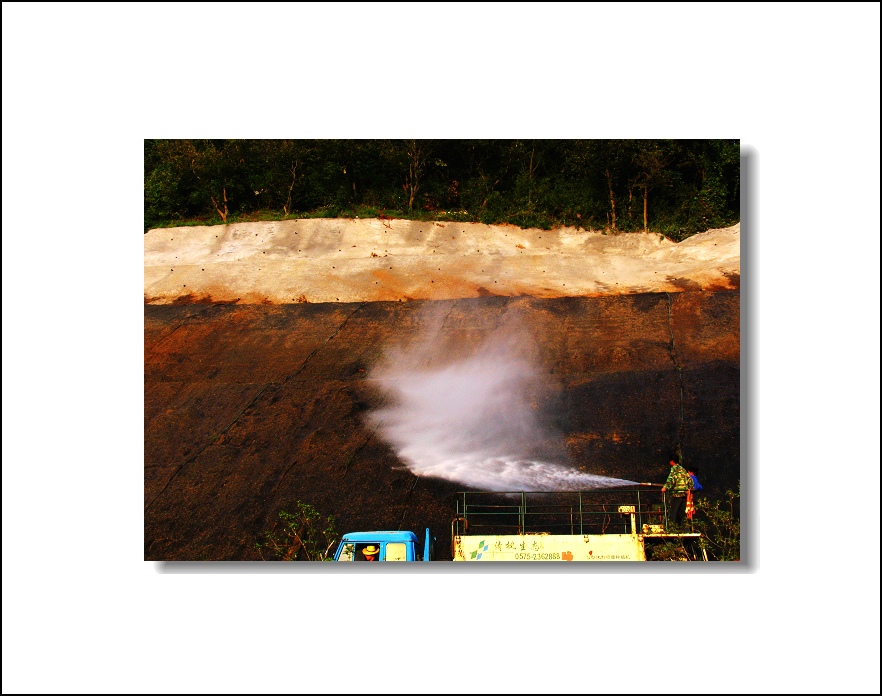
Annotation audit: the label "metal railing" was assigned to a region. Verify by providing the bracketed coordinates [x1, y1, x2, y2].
[453, 489, 685, 537]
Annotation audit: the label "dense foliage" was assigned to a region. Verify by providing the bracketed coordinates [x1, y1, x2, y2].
[647, 483, 741, 561]
[254, 501, 338, 561]
[693, 483, 741, 561]
[145, 139, 739, 239]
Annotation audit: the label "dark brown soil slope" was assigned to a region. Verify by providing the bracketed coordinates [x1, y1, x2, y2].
[145, 291, 739, 561]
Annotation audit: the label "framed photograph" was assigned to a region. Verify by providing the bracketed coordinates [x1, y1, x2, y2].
[144, 139, 740, 562]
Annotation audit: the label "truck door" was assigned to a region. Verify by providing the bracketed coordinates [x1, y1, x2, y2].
[354, 543, 381, 561]
[337, 543, 384, 561]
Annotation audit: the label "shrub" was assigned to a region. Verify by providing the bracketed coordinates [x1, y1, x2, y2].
[255, 501, 338, 561]
[692, 482, 741, 561]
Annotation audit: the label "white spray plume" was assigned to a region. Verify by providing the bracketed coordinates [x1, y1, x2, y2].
[367, 302, 636, 491]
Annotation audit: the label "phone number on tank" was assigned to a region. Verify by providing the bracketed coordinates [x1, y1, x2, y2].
[513, 552, 561, 560]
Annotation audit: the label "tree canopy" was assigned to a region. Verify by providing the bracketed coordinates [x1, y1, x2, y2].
[145, 139, 739, 240]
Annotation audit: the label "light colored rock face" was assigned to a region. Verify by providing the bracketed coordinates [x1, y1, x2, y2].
[144, 218, 740, 304]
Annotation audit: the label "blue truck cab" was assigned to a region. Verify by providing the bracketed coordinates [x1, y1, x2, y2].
[333, 529, 434, 561]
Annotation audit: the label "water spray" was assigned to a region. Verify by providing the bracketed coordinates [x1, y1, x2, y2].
[367, 304, 638, 491]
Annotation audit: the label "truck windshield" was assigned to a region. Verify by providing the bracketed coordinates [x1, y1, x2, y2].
[336, 542, 355, 561]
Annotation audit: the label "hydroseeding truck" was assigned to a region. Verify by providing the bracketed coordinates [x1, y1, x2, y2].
[333, 487, 707, 562]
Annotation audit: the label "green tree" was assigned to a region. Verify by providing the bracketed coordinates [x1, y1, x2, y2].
[189, 139, 245, 222]
[236, 139, 314, 215]
[402, 139, 430, 211]
[692, 482, 741, 561]
[503, 139, 559, 228]
[144, 139, 201, 227]
[255, 501, 338, 561]
[459, 139, 518, 222]
[275, 139, 310, 215]
[677, 139, 740, 231]
[563, 139, 637, 232]
[632, 139, 675, 231]
[594, 139, 636, 232]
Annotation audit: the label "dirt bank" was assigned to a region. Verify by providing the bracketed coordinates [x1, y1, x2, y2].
[144, 219, 740, 305]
